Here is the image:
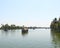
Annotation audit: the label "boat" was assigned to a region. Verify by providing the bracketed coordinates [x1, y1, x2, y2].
[22, 27, 28, 32]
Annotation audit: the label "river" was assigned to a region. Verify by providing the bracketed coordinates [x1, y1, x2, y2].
[0, 29, 60, 48]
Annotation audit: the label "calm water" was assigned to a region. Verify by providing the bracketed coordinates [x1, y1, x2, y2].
[0, 29, 60, 48]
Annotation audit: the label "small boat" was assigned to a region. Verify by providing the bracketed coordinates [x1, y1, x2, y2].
[22, 27, 28, 32]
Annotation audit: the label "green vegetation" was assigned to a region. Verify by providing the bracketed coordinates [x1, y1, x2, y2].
[0, 24, 22, 30]
[50, 18, 60, 31]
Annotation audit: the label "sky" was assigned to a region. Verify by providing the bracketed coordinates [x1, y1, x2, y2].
[0, 0, 60, 27]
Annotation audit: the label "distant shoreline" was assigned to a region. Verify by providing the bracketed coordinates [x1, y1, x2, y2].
[0, 27, 50, 30]
[0, 24, 50, 31]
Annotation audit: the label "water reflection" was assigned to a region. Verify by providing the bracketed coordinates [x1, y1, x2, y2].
[1, 30, 9, 36]
[0, 30, 19, 37]
[51, 30, 60, 48]
[21, 31, 28, 36]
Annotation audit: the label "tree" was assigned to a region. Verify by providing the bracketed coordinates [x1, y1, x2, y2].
[53, 18, 57, 23]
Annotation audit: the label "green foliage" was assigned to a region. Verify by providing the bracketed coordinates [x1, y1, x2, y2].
[50, 18, 60, 31]
[0, 24, 22, 30]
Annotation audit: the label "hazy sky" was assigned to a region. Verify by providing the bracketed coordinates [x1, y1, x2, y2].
[0, 0, 60, 27]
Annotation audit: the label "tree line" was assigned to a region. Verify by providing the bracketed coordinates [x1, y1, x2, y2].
[50, 18, 60, 31]
[0, 24, 22, 30]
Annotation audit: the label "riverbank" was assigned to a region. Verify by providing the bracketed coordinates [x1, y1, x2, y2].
[50, 18, 60, 31]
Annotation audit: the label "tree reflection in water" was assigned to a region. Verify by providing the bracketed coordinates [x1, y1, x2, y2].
[1, 30, 9, 36]
[51, 30, 60, 48]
